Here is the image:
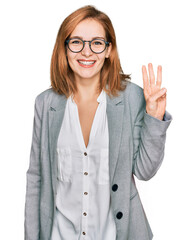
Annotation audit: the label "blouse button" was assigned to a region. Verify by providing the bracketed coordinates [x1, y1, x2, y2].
[84, 192, 88, 195]
[83, 212, 87, 216]
[84, 152, 87, 156]
[84, 172, 88, 175]
[82, 232, 86, 235]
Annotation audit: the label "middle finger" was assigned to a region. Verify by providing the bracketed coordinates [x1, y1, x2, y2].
[148, 63, 155, 85]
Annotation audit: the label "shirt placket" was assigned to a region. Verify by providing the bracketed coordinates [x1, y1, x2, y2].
[71, 93, 105, 239]
[72, 100, 90, 238]
[81, 150, 89, 238]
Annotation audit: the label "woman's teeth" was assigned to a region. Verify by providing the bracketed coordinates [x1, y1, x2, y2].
[78, 60, 95, 65]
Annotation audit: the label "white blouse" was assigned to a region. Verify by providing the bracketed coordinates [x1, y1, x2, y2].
[50, 89, 116, 240]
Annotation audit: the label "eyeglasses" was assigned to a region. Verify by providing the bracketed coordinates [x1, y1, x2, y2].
[65, 38, 110, 54]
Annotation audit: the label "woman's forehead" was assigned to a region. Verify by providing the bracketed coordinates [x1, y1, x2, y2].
[70, 19, 106, 39]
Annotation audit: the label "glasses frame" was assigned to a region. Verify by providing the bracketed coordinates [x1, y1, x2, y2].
[65, 38, 110, 54]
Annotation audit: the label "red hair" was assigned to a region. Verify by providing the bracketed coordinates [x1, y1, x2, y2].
[50, 5, 131, 98]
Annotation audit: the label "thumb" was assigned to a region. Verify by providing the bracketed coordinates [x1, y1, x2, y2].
[151, 88, 167, 101]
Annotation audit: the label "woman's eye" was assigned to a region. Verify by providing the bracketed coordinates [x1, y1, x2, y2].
[71, 40, 81, 44]
[93, 41, 103, 45]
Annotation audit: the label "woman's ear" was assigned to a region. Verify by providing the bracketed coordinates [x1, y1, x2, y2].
[105, 43, 112, 58]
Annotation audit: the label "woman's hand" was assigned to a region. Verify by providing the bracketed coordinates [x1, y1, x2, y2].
[142, 63, 167, 121]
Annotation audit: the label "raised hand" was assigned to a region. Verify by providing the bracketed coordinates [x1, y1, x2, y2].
[142, 63, 167, 121]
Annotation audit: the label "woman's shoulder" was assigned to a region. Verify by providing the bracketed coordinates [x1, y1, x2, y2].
[34, 87, 66, 108]
[121, 81, 146, 118]
[35, 87, 59, 100]
[36, 87, 65, 101]
[124, 81, 144, 102]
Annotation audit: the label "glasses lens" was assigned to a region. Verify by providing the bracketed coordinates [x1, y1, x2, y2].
[91, 39, 106, 53]
[68, 38, 83, 52]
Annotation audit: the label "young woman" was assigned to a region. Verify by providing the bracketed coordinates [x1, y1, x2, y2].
[24, 5, 172, 240]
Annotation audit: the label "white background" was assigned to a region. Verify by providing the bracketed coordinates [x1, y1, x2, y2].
[0, 0, 193, 239]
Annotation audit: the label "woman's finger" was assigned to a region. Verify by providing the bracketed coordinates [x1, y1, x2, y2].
[142, 65, 149, 91]
[150, 88, 167, 102]
[156, 65, 162, 88]
[148, 63, 155, 85]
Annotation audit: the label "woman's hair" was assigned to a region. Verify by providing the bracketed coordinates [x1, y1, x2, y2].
[50, 5, 131, 98]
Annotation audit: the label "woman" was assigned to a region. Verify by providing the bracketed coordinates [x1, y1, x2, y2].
[24, 5, 172, 240]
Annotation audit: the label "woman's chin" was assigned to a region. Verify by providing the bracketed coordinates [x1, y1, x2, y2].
[74, 72, 100, 81]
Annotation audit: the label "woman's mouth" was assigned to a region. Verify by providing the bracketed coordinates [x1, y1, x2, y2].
[77, 60, 96, 68]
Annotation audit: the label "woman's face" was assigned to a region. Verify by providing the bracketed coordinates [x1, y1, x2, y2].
[66, 19, 111, 83]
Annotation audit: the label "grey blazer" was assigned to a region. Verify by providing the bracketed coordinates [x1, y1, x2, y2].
[24, 81, 172, 240]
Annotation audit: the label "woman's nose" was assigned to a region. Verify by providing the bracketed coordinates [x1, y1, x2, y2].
[81, 42, 93, 57]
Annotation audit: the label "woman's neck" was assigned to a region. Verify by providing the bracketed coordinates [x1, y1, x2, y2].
[73, 77, 101, 103]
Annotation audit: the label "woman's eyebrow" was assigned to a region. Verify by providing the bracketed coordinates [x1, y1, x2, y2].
[70, 36, 105, 40]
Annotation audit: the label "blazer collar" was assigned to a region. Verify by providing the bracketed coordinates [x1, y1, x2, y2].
[49, 88, 124, 111]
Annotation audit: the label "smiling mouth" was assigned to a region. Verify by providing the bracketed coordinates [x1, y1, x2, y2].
[77, 60, 96, 67]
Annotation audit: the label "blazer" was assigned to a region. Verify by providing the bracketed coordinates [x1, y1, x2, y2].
[24, 81, 172, 240]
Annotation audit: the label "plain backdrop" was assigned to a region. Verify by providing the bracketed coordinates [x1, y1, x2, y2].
[0, 0, 193, 239]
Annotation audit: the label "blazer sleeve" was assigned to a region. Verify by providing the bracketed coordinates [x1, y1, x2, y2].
[132, 87, 172, 181]
[24, 96, 42, 240]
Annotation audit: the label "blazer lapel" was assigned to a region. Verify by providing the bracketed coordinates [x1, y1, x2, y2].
[106, 93, 124, 183]
[48, 94, 67, 195]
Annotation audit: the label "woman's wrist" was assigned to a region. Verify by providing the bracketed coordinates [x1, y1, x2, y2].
[146, 110, 164, 121]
